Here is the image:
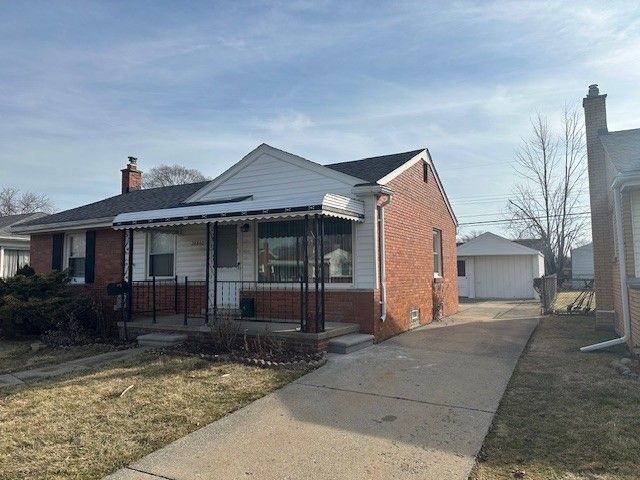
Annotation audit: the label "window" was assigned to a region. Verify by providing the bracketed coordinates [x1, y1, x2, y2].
[1, 249, 29, 278]
[423, 162, 429, 183]
[257, 218, 352, 283]
[457, 259, 466, 277]
[67, 233, 86, 282]
[148, 232, 175, 277]
[433, 228, 443, 277]
[216, 224, 238, 268]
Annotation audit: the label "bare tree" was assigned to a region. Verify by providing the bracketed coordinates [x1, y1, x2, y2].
[0, 187, 55, 216]
[506, 106, 587, 283]
[143, 164, 208, 188]
[458, 230, 485, 243]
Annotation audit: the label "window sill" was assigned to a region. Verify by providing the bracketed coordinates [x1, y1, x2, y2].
[628, 278, 640, 290]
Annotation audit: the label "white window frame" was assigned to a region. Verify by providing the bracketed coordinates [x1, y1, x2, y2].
[433, 228, 443, 278]
[631, 191, 640, 278]
[65, 231, 86, 284]
[146, 231, 177, 279]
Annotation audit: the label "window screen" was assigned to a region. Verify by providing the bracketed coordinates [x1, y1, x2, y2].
[457, 259, 465, 277]
[216, 224, 238, 268]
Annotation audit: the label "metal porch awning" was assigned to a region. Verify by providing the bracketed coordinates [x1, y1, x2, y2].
[112, 193, 364, 229]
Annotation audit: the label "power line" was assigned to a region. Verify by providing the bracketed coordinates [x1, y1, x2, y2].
[459, 211, 591, 226]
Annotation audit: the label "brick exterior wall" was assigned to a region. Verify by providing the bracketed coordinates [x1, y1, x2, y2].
[29, 233, 53, 273]
[583, 89, 615, 328]
[377, 160, 458, 341]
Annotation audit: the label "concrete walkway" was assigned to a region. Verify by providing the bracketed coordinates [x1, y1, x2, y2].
[0, 347, 148, 388]
[106, 300, 540, 480]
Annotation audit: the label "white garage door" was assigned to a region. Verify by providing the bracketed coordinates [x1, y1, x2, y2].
[473, 255, 534, 299]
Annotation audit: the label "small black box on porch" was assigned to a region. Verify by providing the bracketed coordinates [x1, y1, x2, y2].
[107, 281, 128, 296]
[240, 298, 255, 318]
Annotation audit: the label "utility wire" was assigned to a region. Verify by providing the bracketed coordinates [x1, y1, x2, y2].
[459, 210, 591, 226]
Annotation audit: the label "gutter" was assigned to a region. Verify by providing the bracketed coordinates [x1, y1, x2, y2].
[11, 217, 115, 234]
[580, 173, 639, 352]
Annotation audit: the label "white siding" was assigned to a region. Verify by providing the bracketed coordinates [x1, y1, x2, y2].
[633, 191, 640, 278]
[194, 152, 354, 203]
[176, 224, 206, 281]
[132, 230, 146, 281]
[472, 255, 536, 299]
[353, 195, 376, 288]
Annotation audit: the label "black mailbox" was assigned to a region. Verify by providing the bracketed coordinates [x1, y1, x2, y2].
[107, 281, 128, 296]
[240, 298, 256, 318]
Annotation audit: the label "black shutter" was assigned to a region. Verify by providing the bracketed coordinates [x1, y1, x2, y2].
[85, 230, 96, 284]
[52, 233, 64, 271]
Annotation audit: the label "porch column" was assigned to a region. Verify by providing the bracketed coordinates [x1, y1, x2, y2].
[126, 229, 134, 321]
[205, 222, 211, 323]
[314, 214, 320, 333]
[319, 214, 325, 332]
[303, 214, 310, 332]
[213, 221, 219, 316]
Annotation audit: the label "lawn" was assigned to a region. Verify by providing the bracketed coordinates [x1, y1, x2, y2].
[0, 339, 121, 375]
[0, 352, 306, 480]
[470, 315, 640, 480]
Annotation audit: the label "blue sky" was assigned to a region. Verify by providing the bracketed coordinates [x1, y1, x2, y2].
[1, 1, 639, 238]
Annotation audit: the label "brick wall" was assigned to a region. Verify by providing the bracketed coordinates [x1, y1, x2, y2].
[377, 160, 458, 341]
[30, 233, 53, 273]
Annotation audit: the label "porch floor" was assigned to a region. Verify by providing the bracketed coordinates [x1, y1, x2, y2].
[118, 314, 360, 341]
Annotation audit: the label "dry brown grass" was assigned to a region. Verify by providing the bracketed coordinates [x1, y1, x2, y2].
[0, 352, 305, 479]
[0, 340, 119, 375]
[553, 290, 596, 313]
[470, 315, 640, 480]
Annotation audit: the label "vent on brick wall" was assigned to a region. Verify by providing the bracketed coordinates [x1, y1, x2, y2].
[410, 309, 420, 328]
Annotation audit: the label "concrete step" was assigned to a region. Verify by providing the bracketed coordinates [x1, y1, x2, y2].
[137, 333, 188, 348]
[327, 333, 374, 354]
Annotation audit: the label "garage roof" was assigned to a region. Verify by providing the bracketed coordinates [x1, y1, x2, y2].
[457, 232, 543, 257]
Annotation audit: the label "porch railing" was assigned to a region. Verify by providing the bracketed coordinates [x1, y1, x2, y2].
[129, 277, 307, 328]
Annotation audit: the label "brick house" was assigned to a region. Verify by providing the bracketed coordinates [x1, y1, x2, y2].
[13, 144, 458, 349]
[582, 85, 640, 351]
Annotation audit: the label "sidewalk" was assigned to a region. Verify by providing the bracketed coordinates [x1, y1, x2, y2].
[0, 347, 148, 388]
[106, 300, 539, 480]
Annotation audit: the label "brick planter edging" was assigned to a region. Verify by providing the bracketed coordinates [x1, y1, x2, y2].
[154, 348, 327, 370]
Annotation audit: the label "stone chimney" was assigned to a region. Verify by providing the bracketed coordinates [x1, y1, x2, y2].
[582, 84, 614, 327]
[121, 156, 142, 194]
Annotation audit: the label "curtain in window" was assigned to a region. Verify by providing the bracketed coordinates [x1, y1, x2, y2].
[149, 232, 175, 277]
[2, 249, 30, 277]
[257, 218, 352, 283]
[68, 234, 86, 279]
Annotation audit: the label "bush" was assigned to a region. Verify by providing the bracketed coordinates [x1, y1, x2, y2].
[15, 264, 35, 277]
[0, 272, 102, 340]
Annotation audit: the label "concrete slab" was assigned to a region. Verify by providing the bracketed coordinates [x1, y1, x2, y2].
[328, 333, 374, 354]
[137, 333, 187, 347]
[104, 300, 539, 480]
[0, 374, 24, 388]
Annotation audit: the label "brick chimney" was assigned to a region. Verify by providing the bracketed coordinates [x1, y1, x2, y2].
[583, 84, 614, 327]
[121, 156, 142, 194]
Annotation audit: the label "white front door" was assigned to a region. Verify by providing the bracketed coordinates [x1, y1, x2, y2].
[457, 259, 469, 297]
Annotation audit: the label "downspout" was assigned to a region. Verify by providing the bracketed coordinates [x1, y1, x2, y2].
[378, 193, 392, 321]
[581, 178, 631, 352]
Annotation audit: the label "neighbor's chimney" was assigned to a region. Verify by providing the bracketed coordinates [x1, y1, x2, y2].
[121, 156, 142, 194]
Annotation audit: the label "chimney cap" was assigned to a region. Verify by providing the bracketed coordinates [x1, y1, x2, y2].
[588, 84, 600, 97]
[127, 156, 138, 165]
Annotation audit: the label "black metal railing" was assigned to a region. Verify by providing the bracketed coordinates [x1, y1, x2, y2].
[129, 277, 307, 328]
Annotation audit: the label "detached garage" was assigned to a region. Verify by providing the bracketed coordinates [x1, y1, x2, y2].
[457, 232, 545, 299]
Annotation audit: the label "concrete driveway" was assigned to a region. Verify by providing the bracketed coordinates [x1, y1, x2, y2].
[106, 300, 540, 480]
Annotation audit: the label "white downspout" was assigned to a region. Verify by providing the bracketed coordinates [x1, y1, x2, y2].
[378, 193, 391, 321]
[581, 180, 631, 352]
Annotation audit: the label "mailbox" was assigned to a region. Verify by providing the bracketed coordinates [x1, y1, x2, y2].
[107, 281, 128, 296]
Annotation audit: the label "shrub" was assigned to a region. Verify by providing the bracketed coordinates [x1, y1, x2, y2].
[15, 264, 35, 277]
[0, 272, 102, 340]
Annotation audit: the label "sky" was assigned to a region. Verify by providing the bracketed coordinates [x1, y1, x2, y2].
[1, 1, 640, 241]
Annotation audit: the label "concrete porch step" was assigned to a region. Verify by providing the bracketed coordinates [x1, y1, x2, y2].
[327, 333, 374, 354]
[137, 333, 188, 348]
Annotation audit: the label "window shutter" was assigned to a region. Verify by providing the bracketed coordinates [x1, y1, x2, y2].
[51, 233, 64, 271]
[85, 230, 96, 284]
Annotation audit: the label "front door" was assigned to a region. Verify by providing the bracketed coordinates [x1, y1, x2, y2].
[457, 259, 469, 297]
[210, 224, 241, 311]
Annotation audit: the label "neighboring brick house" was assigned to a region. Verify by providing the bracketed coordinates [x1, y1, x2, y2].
[582, 84, 640, 351]
[13, 144, 458, 347]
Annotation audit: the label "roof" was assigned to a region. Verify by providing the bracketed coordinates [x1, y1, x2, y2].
[600, 128, 640, 172]
[457, 232, 543, 257]
[0, 213, 47, 238]
[16, 182, 209, 230]
[513, 238, 544, 253]
[325, 149, 425, 183]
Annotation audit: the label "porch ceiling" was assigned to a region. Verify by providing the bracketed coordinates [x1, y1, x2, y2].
[112, 193, 364, 229]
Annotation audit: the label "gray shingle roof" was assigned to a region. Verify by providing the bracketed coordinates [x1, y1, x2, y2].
[18, 182, 209, 228]
[325, 149, 425, 183]
[600, 128, 640, 172]
[0, 213, 47, 237]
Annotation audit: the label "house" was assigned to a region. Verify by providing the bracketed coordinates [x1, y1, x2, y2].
[457, 232, 544, 299]
[582, 84, 640, 351]
[13, 144, 458, 350]
[0, 213, 45, 278]
[571, 242, 594, 288]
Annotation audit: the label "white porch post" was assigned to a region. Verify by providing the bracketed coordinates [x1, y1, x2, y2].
[0, 246, 5, 278]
